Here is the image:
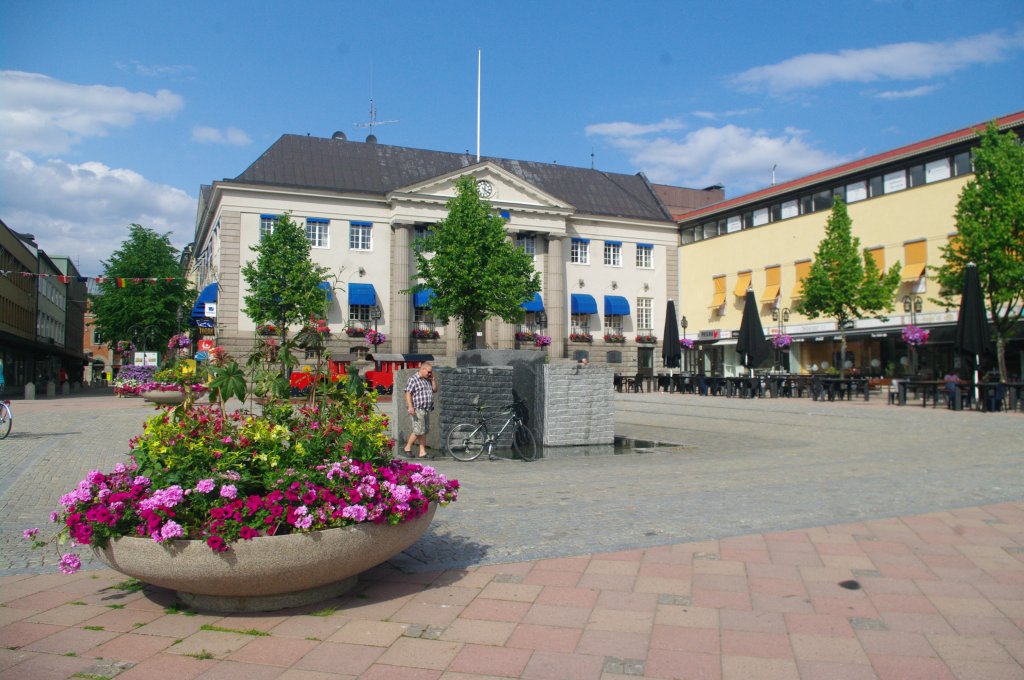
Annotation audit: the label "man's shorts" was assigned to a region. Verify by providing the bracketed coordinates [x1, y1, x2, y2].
[411, 409, 430, 436]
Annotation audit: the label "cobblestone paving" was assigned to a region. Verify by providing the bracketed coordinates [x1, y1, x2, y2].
[3, 390, 1022, 577]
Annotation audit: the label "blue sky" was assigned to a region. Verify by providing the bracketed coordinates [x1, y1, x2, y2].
[2, 0, 1022, 276]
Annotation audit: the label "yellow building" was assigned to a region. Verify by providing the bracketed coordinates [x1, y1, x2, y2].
[676, 111, 1024, 379]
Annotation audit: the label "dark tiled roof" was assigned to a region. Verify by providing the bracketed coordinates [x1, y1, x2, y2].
[232, 135, 673, 222]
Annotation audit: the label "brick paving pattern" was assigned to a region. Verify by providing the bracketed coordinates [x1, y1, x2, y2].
[0, 390, 1021, 678]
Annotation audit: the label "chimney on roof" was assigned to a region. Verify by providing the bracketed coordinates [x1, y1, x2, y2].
[332, 131, 347, 141]
[365, 134, 377, 144]
[703, 184, 723, 192]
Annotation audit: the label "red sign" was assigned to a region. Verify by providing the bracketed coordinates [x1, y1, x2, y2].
[198, 339, 215, 352]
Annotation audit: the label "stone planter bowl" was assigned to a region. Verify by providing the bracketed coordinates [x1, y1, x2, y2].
[141, 390, 186, 405]
[92, 504, 436, 612]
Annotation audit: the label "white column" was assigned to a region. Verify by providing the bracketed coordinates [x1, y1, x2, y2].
[545, 235, 566, 359]
[390, 224, 412, 355]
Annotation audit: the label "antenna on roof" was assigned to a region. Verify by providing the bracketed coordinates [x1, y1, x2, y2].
[771, 163, 777, 186]
[354, 63, 397, 136]
[354, 98, 398, 136]
[591, 149, 595, 170]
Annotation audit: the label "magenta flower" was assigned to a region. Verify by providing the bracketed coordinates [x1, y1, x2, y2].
[58, 553, 81, 574]
[220, 484, 238, 500]
[159, 521, 184, 541]
[195, 479, 215, 493]
[22, 528, 39, 539]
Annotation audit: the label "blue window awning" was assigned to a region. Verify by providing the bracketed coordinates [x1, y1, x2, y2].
[571, 293, 597, 315]
[605, 240, 622, 246]
[349, 283, 377, 306]
[604, 295, 630, 316]
[413, 288, 435, 308]
[191, 282, 218, 318]
[318, 281, 333, 302]
[521, 292, 544, 312]
[637, 243, 653, 249]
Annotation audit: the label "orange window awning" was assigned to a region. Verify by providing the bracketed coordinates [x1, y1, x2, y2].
[761, 267, 780, 303]
[791, 260, 812, 299]
[710, 276, 726, 307]
[867, 247, 885, 271]
[734, 271, 752, 297]
[902, 240, 927, 281]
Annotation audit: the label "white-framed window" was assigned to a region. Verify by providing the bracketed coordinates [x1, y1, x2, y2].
[570, 238, 589, 264]
[305, 218, 329, 248]
[925, 158, 951, 183]
[603, 241, 622, 267]
[605, 315, 623, 333]
[350, 222, 372, 251]
[516, 234, 536, 259]
[883, 170, 906, 193]
[846, 180, 868, 203]
[259, 214, 276, 239]
[636, 244, 653, 269]
[414, 307, 434, 324]
[571, 313, 590, 334]
[348, 304, 372, 324]
[636, 297, 653, 332]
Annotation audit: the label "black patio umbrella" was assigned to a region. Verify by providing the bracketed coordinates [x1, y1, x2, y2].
[954, 262, 992, 396]
[736, 288, 772, 373]
[662, 300, 681, 370]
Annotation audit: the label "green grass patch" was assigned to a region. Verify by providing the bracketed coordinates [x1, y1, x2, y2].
[186, 649, 215, 660]
[68, 601, 86, 606]
[63, 651, 78, 657]
[163, 602, 196, 616]
[132, 623, 145, 628]
[111, 578, 144, 592]
[72, 674, 108, 680]
[105, 604, 125, 609]
[199, 624, 269, 636]
[309, 607, 336, 617]
[82, 625, 104, 631]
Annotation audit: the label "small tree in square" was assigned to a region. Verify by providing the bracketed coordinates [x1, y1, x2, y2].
[796, 198, 902, 376]
[933, 122, 1024, 382]
[412, 176, 541, 350]
[242, 213, 331, 372]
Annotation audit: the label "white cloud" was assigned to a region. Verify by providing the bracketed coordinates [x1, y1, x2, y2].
[116, 60, 195, 79]
[192, 125, 252, 146]
[0, 71, 184, 155]
[584, 118, 685, 138]
[692, 108, 760, 121]
[732, 29, 1024, 94]
[588, 122, 849, 193]
[873, 84, 940, 100]
[0, 151, 195, 276]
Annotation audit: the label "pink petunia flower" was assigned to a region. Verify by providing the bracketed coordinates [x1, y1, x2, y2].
[58, 553, 81, 574]
[220, 484, 238, 500]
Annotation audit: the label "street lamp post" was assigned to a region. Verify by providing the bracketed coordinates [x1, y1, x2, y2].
[903, 295, 923, 375]
[536, 310, 547, 333]
[771, 307, 790, 371]
[680, 316, 689, 371]
[370, 305, 382, 333]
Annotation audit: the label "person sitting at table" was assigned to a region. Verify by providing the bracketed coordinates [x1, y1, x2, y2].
[943, 371, 961, 409]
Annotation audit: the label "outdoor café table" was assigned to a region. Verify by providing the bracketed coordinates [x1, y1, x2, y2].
[896, 379, 944, 407]
[763, 374, 794, 398]
[702, 376, 726, 396]
[814, 377, 869, 402]
[726, 376, 762, 398]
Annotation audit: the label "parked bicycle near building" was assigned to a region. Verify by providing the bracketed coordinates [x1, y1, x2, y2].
[445, 397, 537, 462]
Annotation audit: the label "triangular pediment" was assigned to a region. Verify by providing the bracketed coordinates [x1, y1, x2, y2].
[390, 161, 574, 212]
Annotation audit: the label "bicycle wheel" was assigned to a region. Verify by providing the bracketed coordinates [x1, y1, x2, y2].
[445, 424, 485, 462]
[0, 403, 11, 440]
[512, 423, 537, 461]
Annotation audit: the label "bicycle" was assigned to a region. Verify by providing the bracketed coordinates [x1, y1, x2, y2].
[445, 398, 537, 462]
[0, 399, 11, 439]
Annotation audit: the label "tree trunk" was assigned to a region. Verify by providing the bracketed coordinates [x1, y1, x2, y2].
[839, 330, 847, 378]
[997, 335, 1007, 383]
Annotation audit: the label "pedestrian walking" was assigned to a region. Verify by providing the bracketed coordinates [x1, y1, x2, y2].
[403, 362, 437, 458]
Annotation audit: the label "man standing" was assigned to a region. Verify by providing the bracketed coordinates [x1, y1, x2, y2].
[404, 362, 438, 458]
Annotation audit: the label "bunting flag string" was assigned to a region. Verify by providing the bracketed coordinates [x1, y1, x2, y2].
[0, 270, 188, 285]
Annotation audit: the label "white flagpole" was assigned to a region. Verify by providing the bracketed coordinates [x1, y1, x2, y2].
[476, 49, 481, 162]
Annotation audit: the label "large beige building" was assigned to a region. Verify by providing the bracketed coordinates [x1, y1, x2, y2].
[189, 134, 720, 369]
[675, 111, 1024, 379]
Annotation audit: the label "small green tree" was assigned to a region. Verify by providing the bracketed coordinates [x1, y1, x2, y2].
[413, 176, 541, 349]
[933, 122, 1024, 382]
[796, 198, 902, 376]
[91, 224, 193, 354]
[241, 213, 331, 371]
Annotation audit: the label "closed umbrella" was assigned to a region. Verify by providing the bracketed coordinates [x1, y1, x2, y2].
[953, 262, 992, 402]
[662, 300, 681, 371]
[736, 288, 771, 373]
